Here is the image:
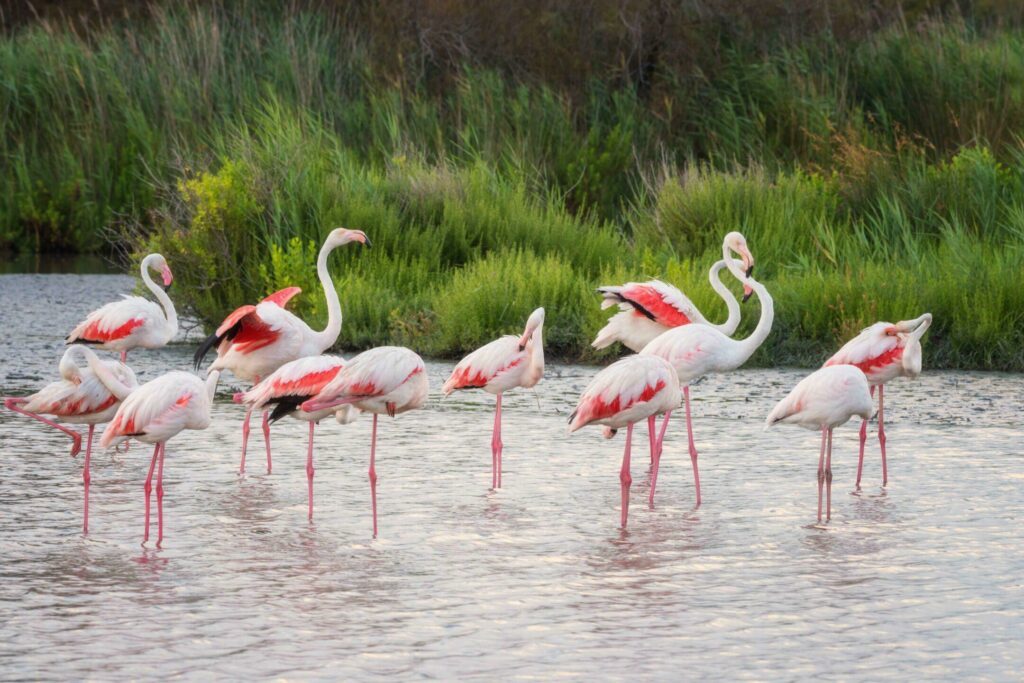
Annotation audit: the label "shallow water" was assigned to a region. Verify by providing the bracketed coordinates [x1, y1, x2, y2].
[1, 273, 1023, 680]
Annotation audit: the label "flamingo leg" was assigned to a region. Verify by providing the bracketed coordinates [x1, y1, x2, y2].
[619, 423, 634, 528]
[369, 414, 379, 538]
[683, 386, 701, 506]
[648, 415, 656, 464]
[239, 403, 254, 474]
[120, 350, 127, 363]
[491, 394, 504, 489]
[306, 421, 315, 521]
[878, 385, 887, 486]
[262, 410, 272, 474]
[816, 427, 827, 523]
[855, 386, 876, 489]
[155, 443, 166, 546]
[143, 443, 159, 543]
[83, 425, 93, 535]
[825, 428, 834, 522]
[4, 398, 82, 456]
[649, 410, 672, 506]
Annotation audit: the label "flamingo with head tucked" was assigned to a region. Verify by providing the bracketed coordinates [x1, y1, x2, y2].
[766, 365, 874, 523]
[101, 369, 221, 546]
[3, 345, 137, 533]
[442, 308, 545, 489]
[824, 313, 932, 488]
[568, 355, 681, 528]
[302, 346, 429, 537]
[236, 355, 360, 520]
[66, 253, 178, 363]
[193, 228, 370, 475]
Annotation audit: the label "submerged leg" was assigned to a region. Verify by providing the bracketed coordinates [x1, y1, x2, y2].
[649, 411, 672, 506]
[239, 404, 254, 475]
[684, 386, 701, 506]
[83, 425, 94, 534]
[619, 423, 634, 528]
[262, 410, 272, 474]
[369, 414, 379, 538]
[155, 443, 166, 546]
[878, 385, 888, 486]
[306, 422, 315, 521]
[855, 386, 876, 489]
[494, 394, 504, 488]
[816, 427, 827, 523]
[143, 444, 159, 543]
[4, 398, 82, 456]
[825, 428, 834, 522]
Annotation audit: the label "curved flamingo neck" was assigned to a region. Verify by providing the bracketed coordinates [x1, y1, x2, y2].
[708, 259, 741, 336]
[732, 278, 774, 365]
[73, 346, 134, 400]
[141, 255, 178, 337]
[529, 325, 545, 381]
[311, 238, 343, 352]
[206, 370, 221, 402]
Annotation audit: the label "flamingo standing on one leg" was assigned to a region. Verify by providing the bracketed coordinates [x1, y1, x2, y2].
[639, 268, 773, 507]
[592, 232, 755, 463]
[193, 227, 370, 475]
[302, 346, 429, 537]
[765, 365, 873, 523]
[66, 253, 178, 363]
[568, 355, 681, 528]
[100, 369, 221, 546]
[2, 345, 137, 533]
[824, 313, 932, 488]
[236, 355, 360, 520]
[442, 307, 545, 489]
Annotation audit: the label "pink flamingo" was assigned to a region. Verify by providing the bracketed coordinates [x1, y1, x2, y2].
[568, 354, 680, 528]
[3, 345, 137, 533]
[193, 228, 370, 475]
[236, 355, 360, 520]
[639, 269, 773, 507]
[593, 232, 754, 462]
[66, 253, 178, 363]
[824, 313, 932, 488]
[442, 307, 545, 489]
[302, 346, 429, 537]
[100, 369, 221, 546]
[765, 365, 873, 523]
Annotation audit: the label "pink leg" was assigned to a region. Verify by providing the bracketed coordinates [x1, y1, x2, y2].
[262, 410, 272, 474]
[683, 386, 701, 506]
[369, 414, 379, 538]
[4, 398, 82, 456]
[825, 428, 834, 522]
[156, 443, 166, 546]
[855, 386, 875, 489]
[120, 350, 127, 363]
[878, 385, 887, 486]
[816, 427, 827, 523]
[239, 404, 254, 474]
[306, 421, 315, 521]
[648, 410, 672, 506]
[143, 444, 159, 543]
[619, 423, 634, 528]
[83, 425, 94, 534]
[648, 414, 656, 464]
[492, 394, 503, 489]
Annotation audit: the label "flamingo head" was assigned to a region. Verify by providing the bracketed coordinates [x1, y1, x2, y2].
[518, 307, 546, 351]
[328, 227, 372, 249]
[723, 231, 755, 302]
[883, 325, 899, 337]
[147, 253, 174, 288]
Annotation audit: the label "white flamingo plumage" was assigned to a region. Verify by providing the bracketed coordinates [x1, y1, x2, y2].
[66, 253, 178, 363]
[639, 269, 774, 507]
[100, 369, 221, 545]
[568, 354, 681, 528]
[765, 365, 874, 523]
[442, 308, 545, 489]
[824, 313, 932, 488]
[302, 346, 429, 537]
[236, 355, 360, 520]
[3, 345, 137, 533]
[193, 227, 370, 475]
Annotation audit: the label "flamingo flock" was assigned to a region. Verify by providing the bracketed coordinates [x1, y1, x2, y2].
[2, 228, 934, 543]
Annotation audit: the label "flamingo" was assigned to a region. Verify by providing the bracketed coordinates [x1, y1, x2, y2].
[193, 227, 370, 475]
[235, 355, 360, 520]
[66, 253, 178, 363]
[568, 355, 681, 528]
[639, 268, 773, 507]
[2, 345, 137, 533]
[765, 365, 873, 523]
[442, 307, 545, 489]
[302, 346, 429, 537]
[824, 313, 932, 488]
[593, 231, 754, 463]
[100, 369, 221, 545]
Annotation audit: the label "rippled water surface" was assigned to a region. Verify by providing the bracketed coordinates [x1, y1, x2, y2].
[2, 273, 1023, 680]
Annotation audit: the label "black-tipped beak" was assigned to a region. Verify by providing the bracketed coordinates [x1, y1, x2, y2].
[362, 236, 373, 249]
[745, 264, 754, 278]
[742, 291, 753, 303]
[518, 344, 525, 352]
[165, 281, 173, 292]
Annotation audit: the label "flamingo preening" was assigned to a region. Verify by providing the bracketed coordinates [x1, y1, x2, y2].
[568, 355, 681, 528]
[765, 365, 874, 523]
[2, 345, 137, 533]
[193, 228, 370, 475]
[593, 232, 755, 463]
[66, 253, 178, 363]
[236, 355, 360, 520]
[824, 313, 932, 488]
[639, 268, 774, 507]
[101, 369, 221, 546]
[302, 346, 429, 537]
[442, 307, 545, 489]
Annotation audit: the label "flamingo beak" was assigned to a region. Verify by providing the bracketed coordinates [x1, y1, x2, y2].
[354, 231, 372, 248]
[741, 247, 754, 278]
[161, 266, 174, 288]
[884, 325, 899, 336]
[518, 334, 529, 352]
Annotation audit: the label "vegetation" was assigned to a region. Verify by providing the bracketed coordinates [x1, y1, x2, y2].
[2, 2, 1023, 369]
